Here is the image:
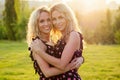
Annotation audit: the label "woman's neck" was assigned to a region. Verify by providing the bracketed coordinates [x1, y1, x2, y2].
[61, 30, 71, 42]
[61, 29, 66, 38]
[40, 33, 50, 42]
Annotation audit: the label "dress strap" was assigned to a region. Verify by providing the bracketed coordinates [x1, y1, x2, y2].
[77, 32, 83, 50]
[32, 36, 47, 45]
[68, 31, 83, 50]
[62, 30, 74, 41]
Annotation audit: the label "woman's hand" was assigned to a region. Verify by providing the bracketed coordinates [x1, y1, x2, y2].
[64, 59, 76, 72]
[30, 39, 46, 53]
[65, 57, 84, 71]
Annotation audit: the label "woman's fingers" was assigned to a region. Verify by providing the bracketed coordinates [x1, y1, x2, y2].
[71, 58, 77, 63]
[70, 57, 84, 70]
[30, 39, 46, 53]
[71, 61, 81, 70]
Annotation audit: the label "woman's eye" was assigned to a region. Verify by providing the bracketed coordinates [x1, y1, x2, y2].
[47, 18, 50, 22]
[59, 16, 64, 19]
[40, 20, 44, 23]
[52, 18, 56, 21]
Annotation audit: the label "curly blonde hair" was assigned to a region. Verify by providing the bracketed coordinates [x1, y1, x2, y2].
[27, 6, 50, 46]
[50, 3, 81, 42]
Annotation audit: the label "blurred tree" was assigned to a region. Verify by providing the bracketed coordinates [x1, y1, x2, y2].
[0, 20, 7, 39]
[105, 8, 114, 44]
[3, 0, 17, 40]
[14, 0, 31, 40]
[114, 30, 120, 44]
[14, 0, 21, 22]
[2, 0, 31, 40]
[95, 8, 114, 44]
[113, 7, 120, 44]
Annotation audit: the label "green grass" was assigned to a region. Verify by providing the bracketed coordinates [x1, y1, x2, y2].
[0, 40, 38, 80]
[79, 44, 120, 80]
[0, 40, 120, 80]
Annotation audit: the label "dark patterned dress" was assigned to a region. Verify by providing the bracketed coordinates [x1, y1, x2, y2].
[29, 37, 59, 80]
[29, 32, 83, 80]
[50, 32, 83, 80]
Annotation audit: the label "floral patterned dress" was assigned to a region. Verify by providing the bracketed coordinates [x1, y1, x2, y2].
[29, 32, 83, 80]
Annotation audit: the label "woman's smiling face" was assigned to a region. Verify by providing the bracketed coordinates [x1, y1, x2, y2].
[38, 11, 52, 34]
[52, 10, 67, 32]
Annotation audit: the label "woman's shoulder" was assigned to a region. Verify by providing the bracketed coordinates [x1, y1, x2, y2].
[69, 31, 80, 38]
[70, 31, 83, 39]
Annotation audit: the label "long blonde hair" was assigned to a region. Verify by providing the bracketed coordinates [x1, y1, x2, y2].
[50, 3, 81, 42]
[27, 6, 50, 46]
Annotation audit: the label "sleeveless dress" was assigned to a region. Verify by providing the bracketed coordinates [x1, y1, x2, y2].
[29, 37, 60, 80]
[28, 32, 83, 80]
[50, 32, 83, 80]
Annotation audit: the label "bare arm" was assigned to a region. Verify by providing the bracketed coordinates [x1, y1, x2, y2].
[33, 52, 75, 77]
[33, 32, 81, 70]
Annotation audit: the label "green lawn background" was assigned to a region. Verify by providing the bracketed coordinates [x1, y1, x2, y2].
[0, 40, 120, 80]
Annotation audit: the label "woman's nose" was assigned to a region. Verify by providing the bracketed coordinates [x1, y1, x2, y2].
[56, 19, 61, 24]
[44, 21, 48, 25]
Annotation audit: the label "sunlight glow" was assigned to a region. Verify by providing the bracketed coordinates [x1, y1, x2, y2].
[31, 0, 72, 2]
[35, 0, 52, 1]
[106, 0, 120, 4]
[61, 0, 72, 2]
[80, 0, 105, 13]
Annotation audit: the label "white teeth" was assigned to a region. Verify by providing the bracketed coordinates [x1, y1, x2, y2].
[45, 27, 49, 30]
[44, 26, 49, 29]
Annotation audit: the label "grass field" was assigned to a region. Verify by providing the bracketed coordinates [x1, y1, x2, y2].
[0, 40, 120, 80]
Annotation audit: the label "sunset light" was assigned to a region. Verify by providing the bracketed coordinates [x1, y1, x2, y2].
[0, 0, 120, 80]
[82, 0, 105, 12]
[106, 0, 120, 4]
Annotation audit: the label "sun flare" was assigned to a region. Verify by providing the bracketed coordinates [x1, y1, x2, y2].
[78, 0, 106, 13]
[106, 0, 120, 4]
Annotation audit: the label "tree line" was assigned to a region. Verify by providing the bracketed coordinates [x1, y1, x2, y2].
[0, 0, 120, 44]
[80, 8, 120, 44]
[0, 0, 31, 41]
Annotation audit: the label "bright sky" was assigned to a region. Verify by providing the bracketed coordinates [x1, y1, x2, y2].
[27, 0, 120, 13]
[32, 0, 72, 2]
[69, 0, 120, 14]
[106, 0, 120, 4]
[29, 0, 120, 4]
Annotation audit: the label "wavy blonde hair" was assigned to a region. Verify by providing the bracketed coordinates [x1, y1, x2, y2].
[27, 6, 50, 46]
[50, 3, 81, 42]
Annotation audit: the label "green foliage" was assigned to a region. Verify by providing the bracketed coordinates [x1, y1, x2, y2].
[14, 0, 31, 40]
[96, 9, 115, 44]
[2, 0, 31, 41]
[14, 0, 21, 22]
[82, 27, 95, 44]
[95, 21, 114, 44]
[113, 8, 120, 44]
[15, 17, 28, 40]
[0, 41, 120, 80]
[114, 8, 120, 31]
[114, 30, 120, 44]
[0, 20, 7, 39]
[3, 0, 17, 40]
[84, 8, 118, 45]
[1, 1, 120, 44]
[77, 8, 120, 44]
[0, 26, 7, 40]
